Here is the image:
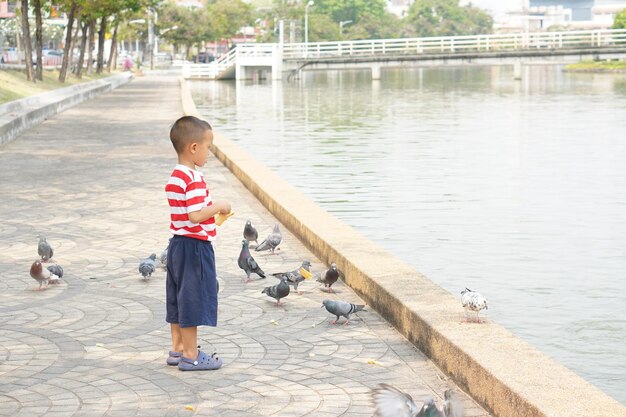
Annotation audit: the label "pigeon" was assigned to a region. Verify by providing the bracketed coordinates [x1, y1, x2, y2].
[321, 299, 366, 325]
[272, 260, 312, 295]
[243, 220, 258, 246]
[461, 288, 488, 323]
[372, 384, 464, 417]
[238, 240, 265, 283]
[262, 278, 290, 306]
[30, 260, 60, 290]
[160, 238, 171, 267]
[255, 223, 282, 254]
[138, 254, 157, 280]
[38, 236, 54, 262]
[46, 264, 64, 284]
[317, 262, 339, 293]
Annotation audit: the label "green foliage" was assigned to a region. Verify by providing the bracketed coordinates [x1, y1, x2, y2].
[155, 0, 253, 49]
[307, 13, 340, 42]
[344, 11, 403, 40]
[405, 0, 493, 37]
[613, 8, 626, 29]
[207, 0, 254, 41]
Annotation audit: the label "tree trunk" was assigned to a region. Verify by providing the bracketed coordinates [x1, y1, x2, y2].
[33, 0, 42, 80]
[96, 15, 107, 74]
[20, 0, 34, 82]
[70, 14, 81, 73]
[87, 19, 95, 75]
[107, 21, 119, 73]
[58, 1, 77, 82]
[75, 21, 88, 78]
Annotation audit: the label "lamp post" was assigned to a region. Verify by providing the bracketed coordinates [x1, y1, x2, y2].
[304, 0, 314, 57]
[339, 20, 352, 36]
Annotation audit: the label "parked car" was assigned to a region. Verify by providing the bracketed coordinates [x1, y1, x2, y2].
[192, 52, 215, 63]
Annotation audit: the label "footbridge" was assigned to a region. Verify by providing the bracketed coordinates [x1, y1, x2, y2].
[182, 28, 626, 81]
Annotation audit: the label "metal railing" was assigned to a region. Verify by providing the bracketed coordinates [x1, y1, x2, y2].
[183, 44, 276, 79]
[281, 28, 626, 59]
[182, 29, 626, 78]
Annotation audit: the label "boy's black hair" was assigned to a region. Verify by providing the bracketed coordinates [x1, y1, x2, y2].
[170, 116, 212, 153]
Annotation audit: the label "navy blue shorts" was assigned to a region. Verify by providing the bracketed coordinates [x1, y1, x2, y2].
[166, 235, 218, 328]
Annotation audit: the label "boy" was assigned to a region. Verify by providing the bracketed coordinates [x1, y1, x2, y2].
[164, 115, 231, 371]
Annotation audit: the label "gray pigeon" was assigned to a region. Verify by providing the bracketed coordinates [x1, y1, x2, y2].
[255, 223, 282, 254]
[317, 262, 339, 293]
[262, 278, 290, 306]
[30, 260, 60, 290]
[243, 220, 258, 246]
[38, 236, 54, 262]
[321, 299, 366, 325]
[272, 260, 312, 294]
[160, 238, 171, 267]
[138, 254, 157, 280]
[46, 264, 64, 284]
[461, 288, 488, 323]
[238, 240, 265, 283]
[372, 384, 464, 417]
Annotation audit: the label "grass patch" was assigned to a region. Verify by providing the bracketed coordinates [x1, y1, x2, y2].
[564, 60, 626, 72]
[0, 68, 113, 104]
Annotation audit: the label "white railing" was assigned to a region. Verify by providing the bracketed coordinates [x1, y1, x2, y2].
[281, 28, 626, 59]
[182, 29, 626, 78]
[183, 44, 277, 79]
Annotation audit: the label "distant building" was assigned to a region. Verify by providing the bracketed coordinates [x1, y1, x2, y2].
[461, 0, 626, 31]
[174, 0, 204, 8]
[0, 1, 16, 19]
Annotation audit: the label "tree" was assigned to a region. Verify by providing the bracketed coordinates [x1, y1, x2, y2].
[206, 0, 254, 42]
[58, 0, 80, 82]
[19, 0, 35, 82]
[613, 8, 626, 29]
[313, 0, 387, 25]
[343, 11, 403, 40]
[33, 0, 43, 81]
[405, 0, 493, 37]
[307, 13, 340, 42]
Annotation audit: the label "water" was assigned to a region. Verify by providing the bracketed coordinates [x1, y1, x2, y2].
[190, 65, 626, 404]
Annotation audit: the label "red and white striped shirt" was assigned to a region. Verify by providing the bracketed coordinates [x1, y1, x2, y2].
[165, 164, 216, 241]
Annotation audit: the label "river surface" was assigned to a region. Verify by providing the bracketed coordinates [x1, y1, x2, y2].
[190, 65, 626, 404]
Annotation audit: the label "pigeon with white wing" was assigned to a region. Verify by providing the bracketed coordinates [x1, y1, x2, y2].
[321, 299, 366, 325]
[372, 383, 463, 417]
[461, 288, 488, 323]
[255, 223, 282, 254]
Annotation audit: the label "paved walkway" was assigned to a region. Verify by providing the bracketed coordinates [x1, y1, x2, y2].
[0, 76, 488, 417]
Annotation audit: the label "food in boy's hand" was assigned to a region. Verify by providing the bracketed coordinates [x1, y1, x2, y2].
[214, 211, 235, 226]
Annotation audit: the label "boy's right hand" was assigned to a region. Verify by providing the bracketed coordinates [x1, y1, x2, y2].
[214, 200, 232, 214]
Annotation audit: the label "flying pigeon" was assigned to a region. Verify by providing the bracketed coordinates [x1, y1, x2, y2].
[30, 260, 60, 290]
[46, 264, 64, 284]
[138, 254, 157, 280]
[255, 223, 282, 254]
[321, 299, 366, 325]
[262, 277, 290, 306]
[38, 236, 54, 262]
[317, 262, 339, 293]
[243, 220, 258, 246]
[160, 238, 171, 267]
[372, 384, 464, 417]
[272, 260, 312, 295]
[238, 240, 265, 283]
[461, 288, 488, 323]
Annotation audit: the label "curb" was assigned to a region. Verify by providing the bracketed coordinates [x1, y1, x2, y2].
[0, 73, 133, 146]
[179, 77, 626, 417]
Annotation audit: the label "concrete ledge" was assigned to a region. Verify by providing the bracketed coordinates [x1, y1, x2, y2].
[0, 73, 133, 146]
[180, 78, 626, 417]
